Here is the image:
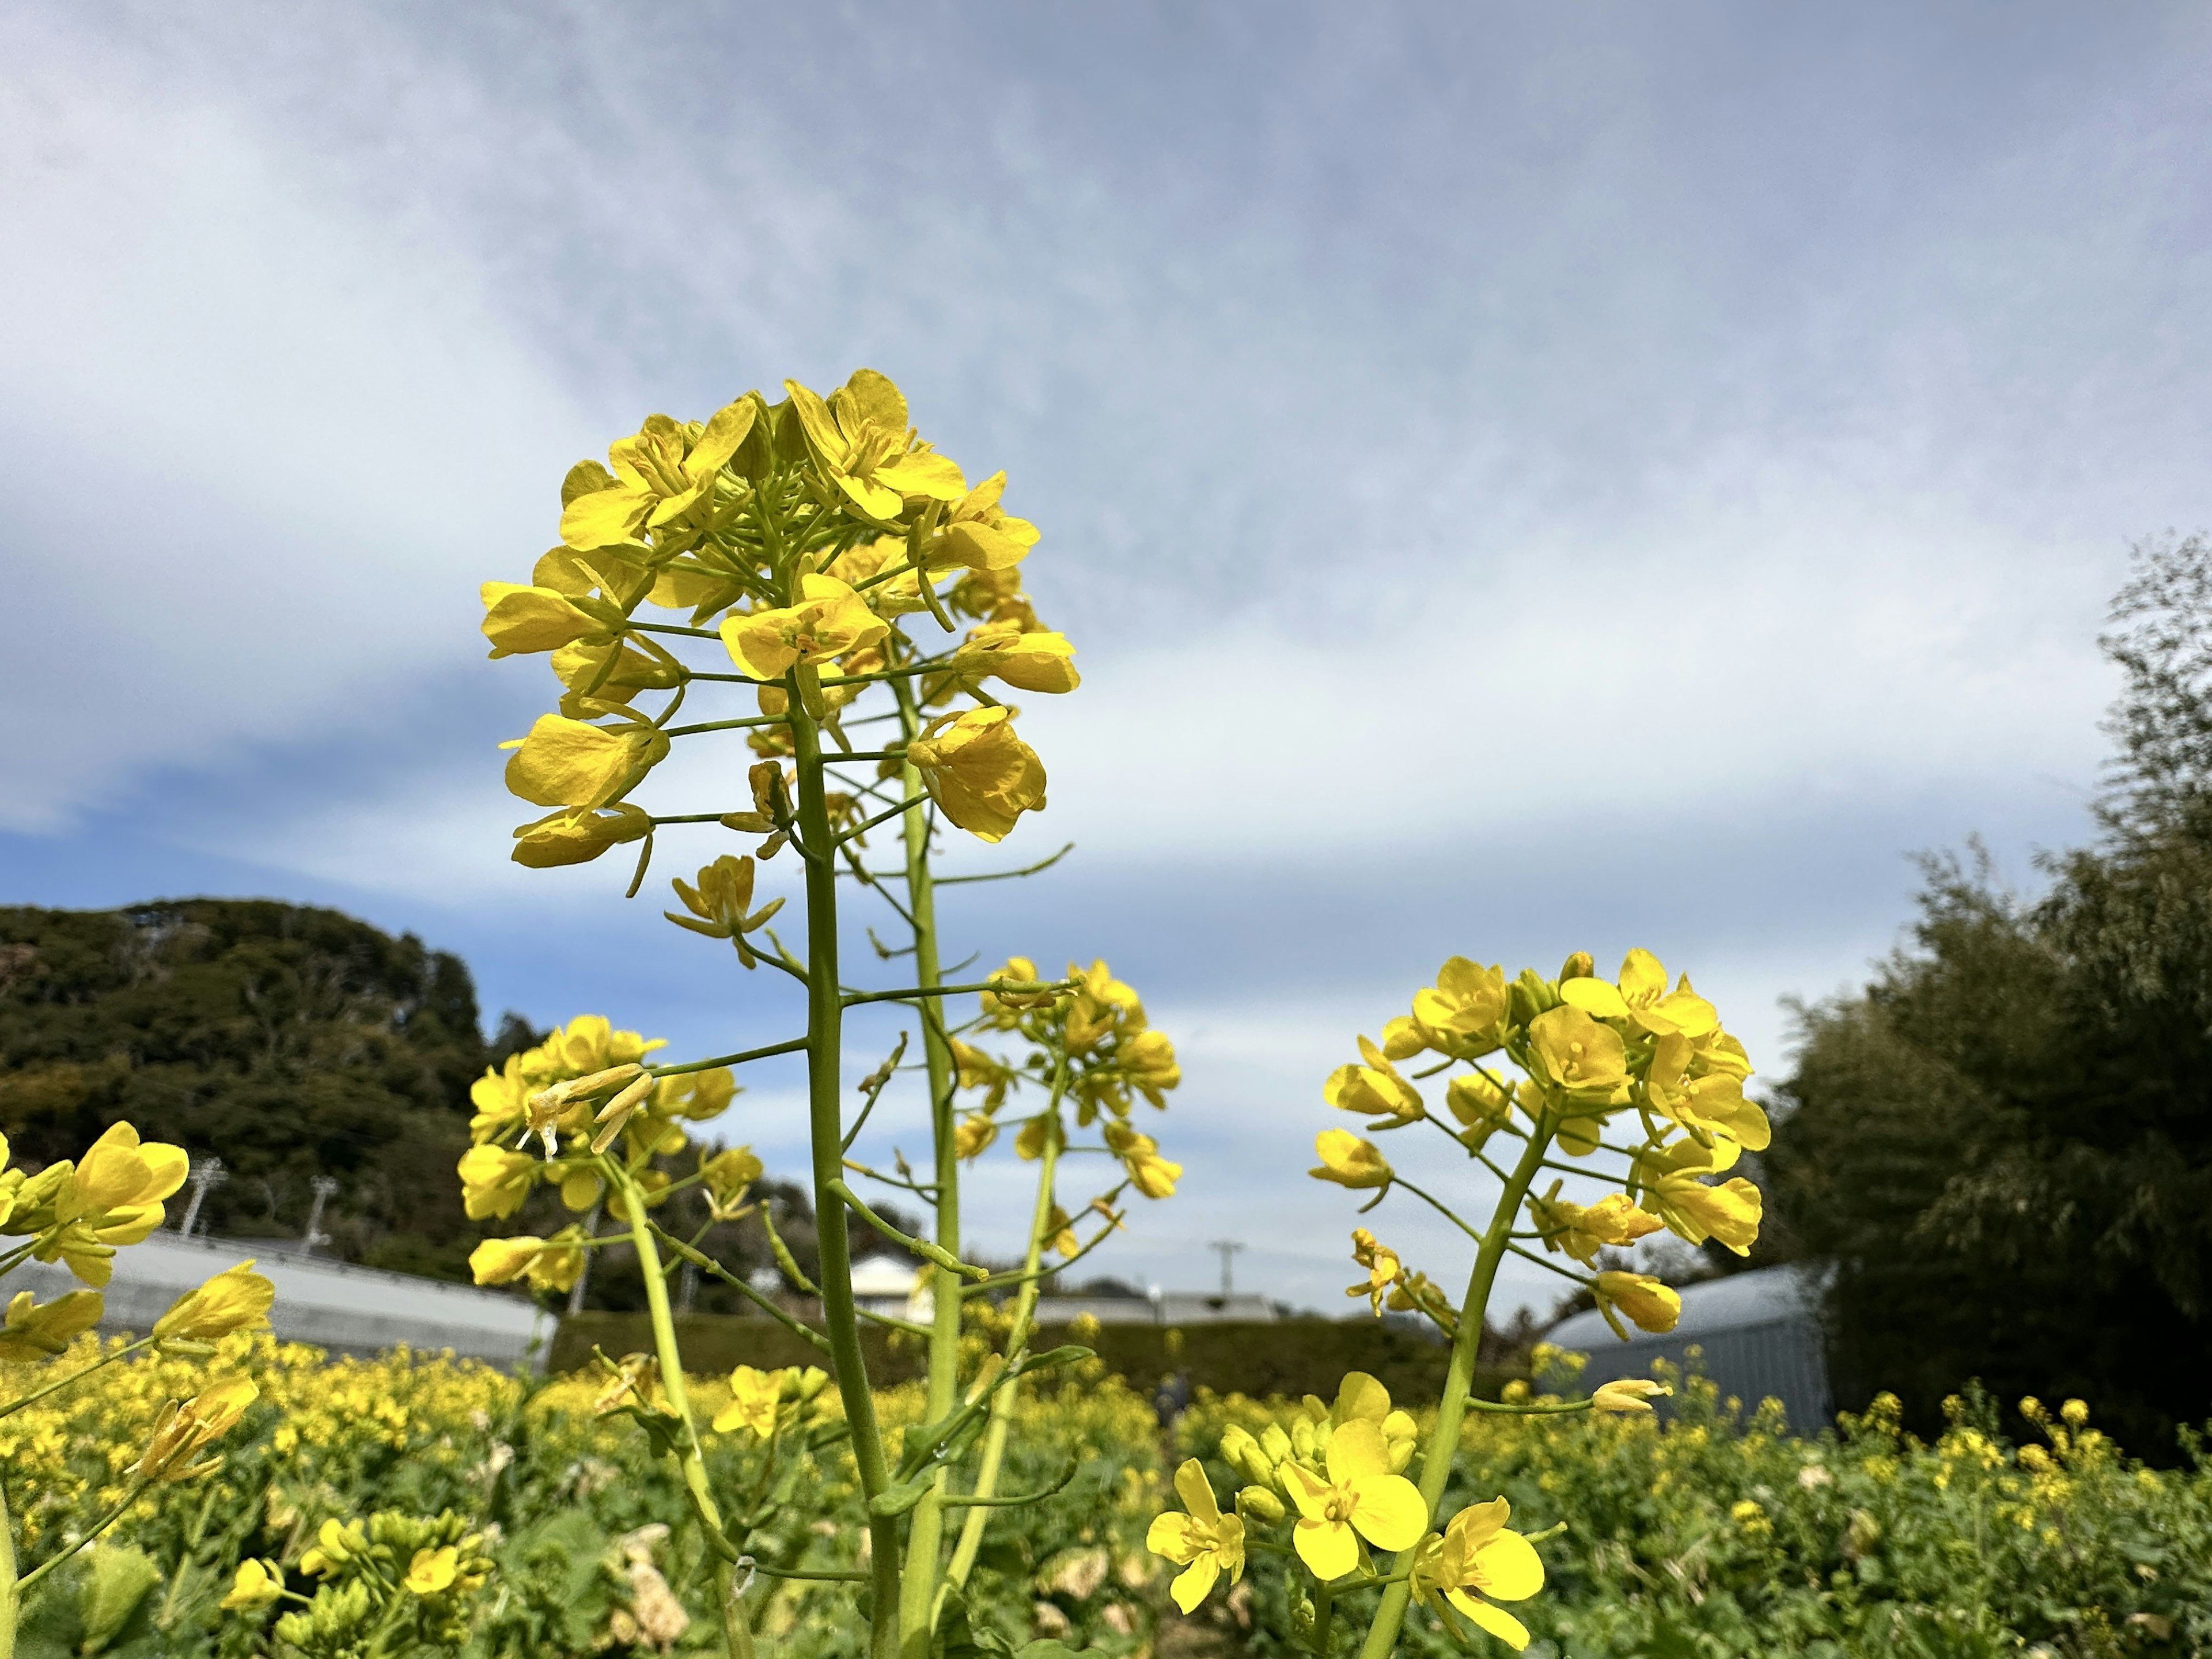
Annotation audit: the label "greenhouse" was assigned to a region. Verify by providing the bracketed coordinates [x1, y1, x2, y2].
[1546, 1264, 1833, 1431]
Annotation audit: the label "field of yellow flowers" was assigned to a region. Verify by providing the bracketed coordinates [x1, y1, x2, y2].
[3, 1338, 2207, 1659]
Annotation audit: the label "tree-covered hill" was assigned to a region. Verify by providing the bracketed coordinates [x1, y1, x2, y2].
[0, 898, 903, 1305]
[0, 899, 537, 1279]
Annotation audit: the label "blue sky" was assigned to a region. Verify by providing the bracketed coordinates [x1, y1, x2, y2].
[5, 2, 2209, 1316]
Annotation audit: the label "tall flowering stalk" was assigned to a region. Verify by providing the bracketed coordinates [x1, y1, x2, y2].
[1152, 950, 1770, 1656]
[468, 371, 1185, 1659]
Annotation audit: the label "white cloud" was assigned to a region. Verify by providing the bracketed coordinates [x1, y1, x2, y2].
[0, 26, 597, 830]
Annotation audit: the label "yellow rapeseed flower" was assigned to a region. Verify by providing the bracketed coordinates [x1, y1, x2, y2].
[559, 399, 757, 550]
[0, 1288, 104, 1360]
[1410, 958, 1509, 1057]
[1146, 1459, 1245, 1613]
[138, 1375, 257, 1483]
[478, 582, 613, 658]
[719, 573, 891, 682]
[501, 713, 669, 810]
[785, 370, 967, 522]
[457, 1146, 538, 1221]
[221, 1559, 286, 1611]
[906, 707, 1048, 843]
[404, 1546, 459, 1596]
[1323, 1038, 1423, 1127]
[1309, 1129, 1393, 1190]
[713, 1365, 784, 1438]
[1411, 1498, 1546, 1650]
[1591, 1378, 1671, 1413]
[1592, 1271, 1681, 1339]
[1526, 1184, 1662, 1266]
[1524, 1006, 1629, 1109]
[1279, 1419, 1428, 1581]
[153, 1261, 275, 1342]
[509, 804, 653, 869]
[1103, 1121, 1181, 1199]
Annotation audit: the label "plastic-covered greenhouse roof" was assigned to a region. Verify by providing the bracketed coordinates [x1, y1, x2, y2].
[1547, 1263, 1824, 1350]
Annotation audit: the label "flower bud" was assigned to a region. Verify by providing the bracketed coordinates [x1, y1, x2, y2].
[1235, 1485, 1286, 1523]
[1289, 1418, 1317, 1461]
[1259, 1424, 1293, 1466]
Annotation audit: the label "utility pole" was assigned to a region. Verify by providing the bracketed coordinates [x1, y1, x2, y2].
[179, 1157, 227, 1239]
[1209, 1239, 1245, 1300]
[301, 1176, 339, 1257]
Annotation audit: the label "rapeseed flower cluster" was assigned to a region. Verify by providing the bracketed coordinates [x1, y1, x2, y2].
[482, 369, 1071, 863]
[1150, 952, 1767, 1654]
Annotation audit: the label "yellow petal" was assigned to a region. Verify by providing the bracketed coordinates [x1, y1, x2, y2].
[1293, 1516, 1358, 1582]
[1146, 1512, 1200, 1565]
[1169, 1553, 1219, 1613]
[1325, 1418, 1391, 1483]
[1449, 1592, 1532, 1651]
[1349, 1472, 1429, 1552]
[1557, 978, 1629, 1020]
[1173, 1459, 1222, 1527]
[1278, 1460, 1333, 1522]
[1334, 1372, 1392, 1426]
[1471, 1529, 1545, 1601]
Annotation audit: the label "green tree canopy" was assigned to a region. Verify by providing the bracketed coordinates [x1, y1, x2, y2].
[1765, 534, 2212, 1455]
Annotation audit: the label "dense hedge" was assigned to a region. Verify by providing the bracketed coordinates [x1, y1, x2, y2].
[549, 1313, 1517, 1400]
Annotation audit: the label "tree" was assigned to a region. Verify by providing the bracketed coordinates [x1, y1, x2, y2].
[1764, 535, 2212, 1456]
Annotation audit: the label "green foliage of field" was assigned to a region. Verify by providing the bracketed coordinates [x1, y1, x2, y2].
[7, 1340, 2210, 1658]
[1177, 1369, 2212, 1659]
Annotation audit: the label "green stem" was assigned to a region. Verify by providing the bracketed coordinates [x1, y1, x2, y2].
[611, 1163, 751, 1659]
[1, 1469, 14, 1659]
[1353, 1118, 1555, 1659]
[897, 684, 964, 1659]
[944, 1063, 1069, 1594]
[791, 689, 901, 1659]
[1312, 1579, 1336, 1658]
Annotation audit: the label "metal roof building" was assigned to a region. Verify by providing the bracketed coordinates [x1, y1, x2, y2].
[10, 1233, 547, 1367]
[1546, 1264, 1832, 1433]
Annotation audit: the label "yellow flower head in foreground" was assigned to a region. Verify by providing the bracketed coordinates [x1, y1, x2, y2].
[1593, 1271, 1681, 1340]
[70, 1121, 191, 1217]
[1410, 957, 1509, 1057]
[502, 714, 668, 810]
[1592, 1377, 1671, 1412]
[221, 1559, 286, 1612]
[478, 581, 612, 658]
[906, 707, 1047, 843]
[1146, 1459, 1245, 1614]
[139, 1375, 258, 1483]
[1524, 1005, 1629, 1108]
[510, 804, 652, 869]
[468, 1233, 584, 1296]
[404, 1546, 460, 1596]
[1526, 1184, 1663, 1267]
[787, 370, 967, 522]
[0, 1288, 104, 1361]
[559, 397, 757, 551]
[719, 573, 891, 681]
[713, 1365, 785, 1437]
[1411, 1498, 1546, 1651]
[154, 1261, 275, 1342]
[1323, 1038, 1424, 1127]
[944, 622, 1080, 696]
[458, 1145, 539, 1221]
[1310, 1129, 1393, 1190]
[1280, 1418, 1429, 1580]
